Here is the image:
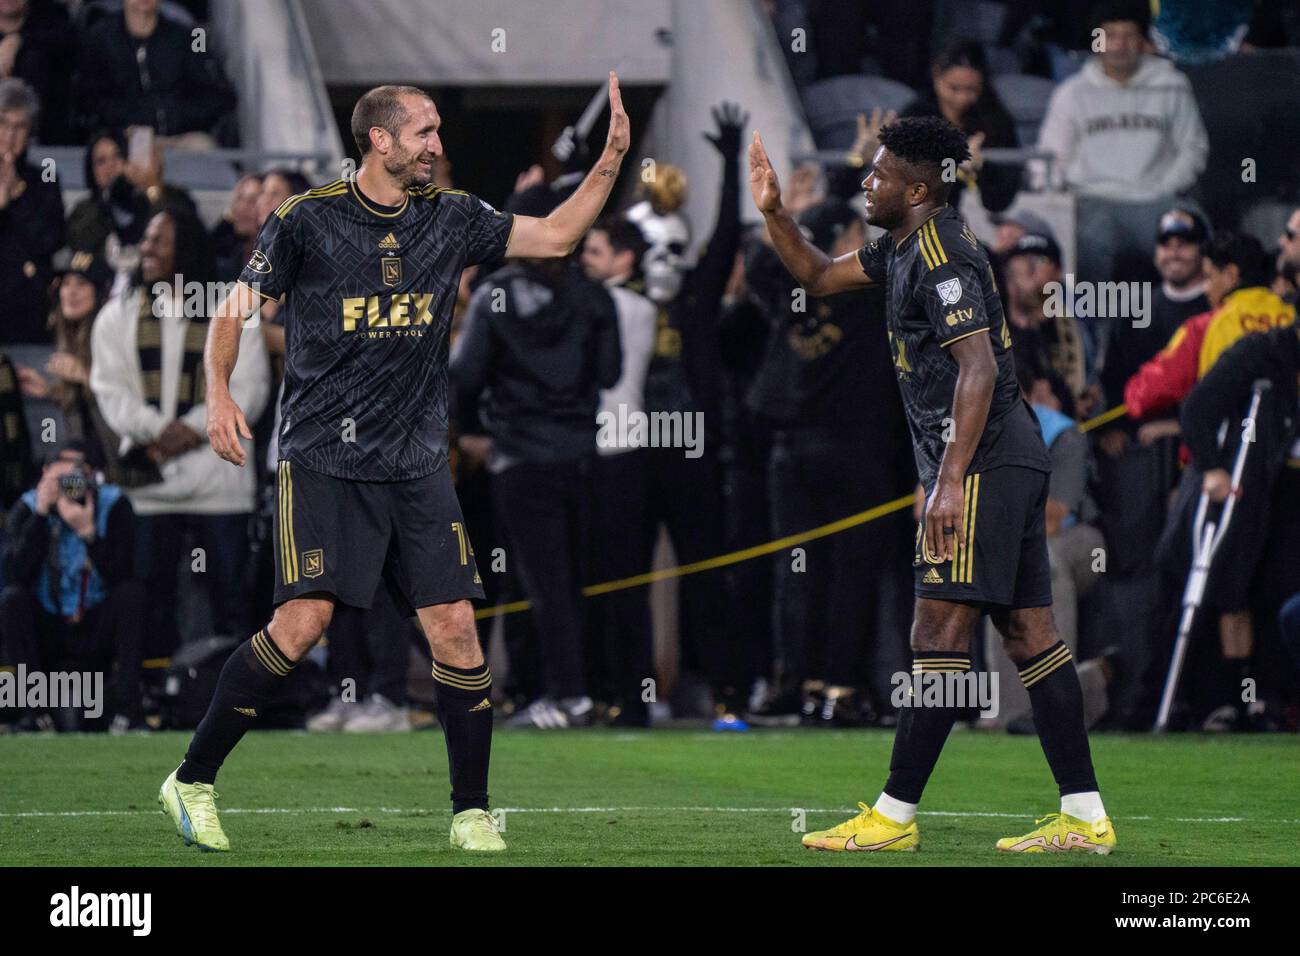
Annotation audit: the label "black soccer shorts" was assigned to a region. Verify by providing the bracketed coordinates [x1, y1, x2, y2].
[913, 465, 1053, 609]
[271, 460, 485, 612]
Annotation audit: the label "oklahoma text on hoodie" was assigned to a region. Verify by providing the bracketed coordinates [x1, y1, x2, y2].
[1037, 54, 1208, 202]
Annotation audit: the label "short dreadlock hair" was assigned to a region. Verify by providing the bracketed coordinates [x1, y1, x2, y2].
[877, 116, 971, 205]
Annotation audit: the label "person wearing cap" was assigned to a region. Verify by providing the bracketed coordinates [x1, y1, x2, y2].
[1002, 231, 1092, 406]
[1125, 234, 1294, 729]
[14, 250, 115, 467]
[1036, 0, 1208, 286]
[1097, 207, 1209, 440]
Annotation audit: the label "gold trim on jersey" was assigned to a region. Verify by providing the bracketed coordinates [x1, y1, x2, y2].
[940, 326, 989, 348]
[918, 218, 949, 270]
[238, 279, 280, 303]
[278, 461, 299, 584]
[350, 178, 410, 218]
[274, 180, 347, 220]
[413, 184, 469, 200]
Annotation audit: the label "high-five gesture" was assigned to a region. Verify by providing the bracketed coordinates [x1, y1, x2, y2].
[748, 131, 782, 214]
[505, 70, 632, 258]
[605, 71, 630, 157]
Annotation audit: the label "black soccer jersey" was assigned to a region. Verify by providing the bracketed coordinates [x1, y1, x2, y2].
[856, 206, 1050, 489]
[238, 178, 514, 481]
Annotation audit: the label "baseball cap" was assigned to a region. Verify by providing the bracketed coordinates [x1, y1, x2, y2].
[993, 208, 1055, 240]
[1005, 232, 1062, 267]
[1157, 207, 1211, 246]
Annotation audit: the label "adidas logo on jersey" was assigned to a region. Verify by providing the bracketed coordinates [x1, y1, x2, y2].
[378, 232, 401, 250]
[922, 568, 944, 585]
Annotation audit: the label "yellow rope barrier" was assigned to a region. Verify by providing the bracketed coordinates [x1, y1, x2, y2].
[473, 404, 1128, 620]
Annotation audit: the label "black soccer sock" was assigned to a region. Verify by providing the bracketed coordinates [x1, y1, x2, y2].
[1019, 641, 1099, 796]
[882, 651, 971, 805]
[177, 628, 296, 785]
[432, 660, 494, 814]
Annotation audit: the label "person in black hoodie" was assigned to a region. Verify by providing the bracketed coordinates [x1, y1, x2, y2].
[741, 200, 913, 725]
[1179, 324, 1300, 728]
[72, 0, 234, 142]
[0, 76, 63, 347]
[451, 191, 621, 729]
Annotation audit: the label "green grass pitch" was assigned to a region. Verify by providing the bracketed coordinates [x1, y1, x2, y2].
[1, 728, 1296, 866]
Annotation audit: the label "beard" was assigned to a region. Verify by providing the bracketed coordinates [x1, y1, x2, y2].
[384, 147, 432, 189]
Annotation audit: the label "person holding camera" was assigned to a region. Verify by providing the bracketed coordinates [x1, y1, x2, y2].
[0, 443, 145, 731]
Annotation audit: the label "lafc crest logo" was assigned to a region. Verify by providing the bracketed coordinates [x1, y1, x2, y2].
[381, 257, 402, 286]
[301, 548, 324, 579]
[247, 250, 272, 274]
[936, 277, 962, 305]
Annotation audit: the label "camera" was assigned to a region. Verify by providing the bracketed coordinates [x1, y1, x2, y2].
[59, 471, 87, 503]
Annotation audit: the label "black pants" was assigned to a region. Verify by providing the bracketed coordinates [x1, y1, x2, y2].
[0, 580, 147, 722]
[769, 429, 894, 688]
[325, 578, 417, 704]
[642, 443, 733, 693]
[492, 458, 591, 700]
[721, 425, 773, 701]
[588, 449, 655, 717]
[134, 512, 249, 656]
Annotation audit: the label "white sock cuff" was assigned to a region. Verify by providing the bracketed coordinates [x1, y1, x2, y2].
[1061, 791, 1106, 823]
[875, 791, 917, 825]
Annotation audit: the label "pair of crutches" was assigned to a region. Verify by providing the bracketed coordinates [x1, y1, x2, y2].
[1155, 379, 1272, 732]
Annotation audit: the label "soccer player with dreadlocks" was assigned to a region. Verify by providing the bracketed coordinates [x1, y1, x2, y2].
[748, 115, 1115, 854]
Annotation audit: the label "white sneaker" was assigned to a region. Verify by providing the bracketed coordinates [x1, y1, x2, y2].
[343, 694, 410, 733]
[305, 697, 351, 732]
[505, 696, 593, 729]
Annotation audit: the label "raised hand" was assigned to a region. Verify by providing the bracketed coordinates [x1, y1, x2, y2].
[604, 71, 630, 157]
[747, 131, 782, 214]
[848, 106, 897, 164]
[704, 101, 749, 158]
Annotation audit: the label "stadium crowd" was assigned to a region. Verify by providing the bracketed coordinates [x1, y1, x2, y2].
[1, 0, 1298, 736]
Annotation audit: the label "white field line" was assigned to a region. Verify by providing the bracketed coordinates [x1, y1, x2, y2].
[1, 806, 1298, 825]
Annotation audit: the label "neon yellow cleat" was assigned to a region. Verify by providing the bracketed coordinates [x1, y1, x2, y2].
[158, 767, 230, 852]
[802, 802, 919, 852]
[450, 808, 507, 852]
[996, 812, 1116, 855]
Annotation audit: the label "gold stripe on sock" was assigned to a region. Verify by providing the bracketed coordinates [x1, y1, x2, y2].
[432, 663, 492, 691]
[250, 632, 289, 677]
[1020, 645, 1072, 688]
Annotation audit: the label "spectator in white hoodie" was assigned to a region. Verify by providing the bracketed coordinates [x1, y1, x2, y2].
[1037, 1, 1208, 286]
[90, 208, 269, 658]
